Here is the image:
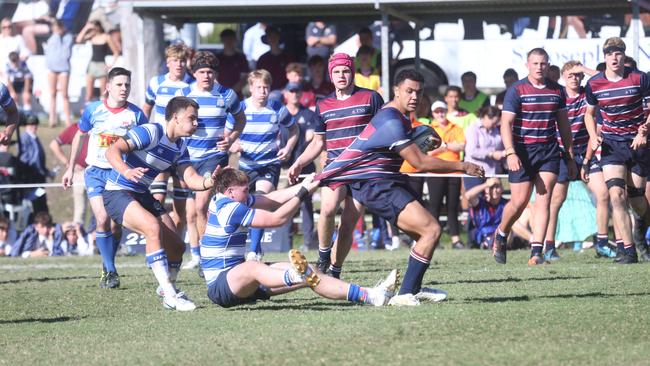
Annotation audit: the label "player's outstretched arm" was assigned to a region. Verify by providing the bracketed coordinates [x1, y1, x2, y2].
[250, 176, 319, 228]
[399, 144, 484, 178]
[254, 174, 318, 211]
[61, 130, 88, 189]
[178, 163, 216, 192]
[288, 134, 325, 184]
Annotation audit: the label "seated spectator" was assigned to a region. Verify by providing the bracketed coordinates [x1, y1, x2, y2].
[0, 18, 30, 80]
[0, 215, 17, 256]
[61, 221, 93, 256]
[495, 68, 518, 109]
[10, 211, 66, 257]
[459, 71, 490, 115]
[355, 46, 381, 93]
[18, 114, 50, 215]
[305, 55, 334, 105]
[4, 51, 32, 113]
[19, 0, 83, 54]
[427, 100, 466, 249]
[444, 85, 477, 131]
[465, 178, 530, 249]
[44, 19, 73, 127]
[305, 21, 337, 59]
[216, 29, 249, 97]
[463, 106, 505, 190]
[256, 26, 294, 94]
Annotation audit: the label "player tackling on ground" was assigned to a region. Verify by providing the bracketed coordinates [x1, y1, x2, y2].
[317, 69, 484, 305]
[200, 168, 398, 308]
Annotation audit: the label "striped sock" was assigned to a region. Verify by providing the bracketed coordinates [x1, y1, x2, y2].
[146, 249, 175, 297]
[544, 240, 555, 252]
[398, 249, 431, 295]
[615, 239, 624, 254]
[596, 234, 608, 248]
[329, 264, 342, 279]
[346, 284, 369, 304]
[318, 246, 332, 263]
[530, 242, 543, 257]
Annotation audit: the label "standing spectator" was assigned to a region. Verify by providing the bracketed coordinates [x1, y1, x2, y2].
[216, 28, 249, 97]
[354, 46, 381, 93]
[10, 212, 66, 257]
[0, 18, 30, 80]
[427, 101, 466, 249]
[76, 21, 120, 103]
[4, 51, 32, 113]
[355, 27, 381, 72]
[464, 106, 505, 190]
[459, 71, 490, 115]
[495, 68, 519, 109]
[44, 20, 73, 127]
[305, 55, 334, 104]
[242, 22, 269, 70]
[445, 85, 477, 131]
[281, 82, 318, 250]
[18, 115, 49, 215]
[306, 21, 337, 59]
[49, 123, 88, 225]
[256, 26, 294, 93]
[0, 216, 18, 256]
[284, 62, 316, 109]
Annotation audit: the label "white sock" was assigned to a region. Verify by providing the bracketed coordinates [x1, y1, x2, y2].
[150, 261, 176, 297]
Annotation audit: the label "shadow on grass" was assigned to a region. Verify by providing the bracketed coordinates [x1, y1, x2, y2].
[540, 291, 650, 300]
[0, 315, 87, 325]
[231, 298, 358, 311]
[463, 295, 531, 303]
[429, 275, 590, 285]
[0, 275, 97, 285]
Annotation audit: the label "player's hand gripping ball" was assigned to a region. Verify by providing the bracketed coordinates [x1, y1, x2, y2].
[411, 125, 442, 153]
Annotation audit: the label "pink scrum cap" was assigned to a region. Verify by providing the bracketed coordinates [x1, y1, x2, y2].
[328, 53, 355, 80]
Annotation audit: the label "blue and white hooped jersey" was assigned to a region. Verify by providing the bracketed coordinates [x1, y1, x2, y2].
[177, 82, 242, 162]
[78, 101, 148, 169]
[0, 82, 14, 110]
[237, 97, 293, 170]
[144, 73, 192, 125]
[105, 123, 191, 193]
[200, 193, 257, 285]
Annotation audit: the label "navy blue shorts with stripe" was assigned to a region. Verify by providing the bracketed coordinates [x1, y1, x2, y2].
[242, 164, 281, 191]
[103, 189, 167, 225]
[508, 143, 561, 183]
[349, 177, 417, 226]
[207, 267, 270, 308]
[600, 138, 650, 177]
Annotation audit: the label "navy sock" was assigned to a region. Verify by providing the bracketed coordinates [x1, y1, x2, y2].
[544, 240, 555, 252]
[398, 249, 431, 295]
[318, 246, 332, 263]
[96, 231, 117, 273]
[329, 264, 342, 279]
[530, 242, 543, 257]
[623, 243, 636, 255]
[596, 234, 608, 248]
[249, 228, 264, 255]
[616, 239, 624, 254]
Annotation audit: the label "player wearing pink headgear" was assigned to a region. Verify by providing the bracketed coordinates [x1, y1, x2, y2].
[289, 53, 384, 279]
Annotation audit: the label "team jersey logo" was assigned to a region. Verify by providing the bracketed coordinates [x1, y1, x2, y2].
[98, 133, 120, 147]
[270, 115, 278, 124]
[216, 99, 225, 107]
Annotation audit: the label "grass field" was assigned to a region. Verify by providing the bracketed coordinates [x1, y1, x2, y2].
[2, 248, 649, 366]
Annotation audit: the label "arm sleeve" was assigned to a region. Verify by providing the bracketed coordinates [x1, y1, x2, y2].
[501, 86, 520, 115]
[314, 104, 326, 134]
[77, 106, 94, 132]
[226, 90, 243, 115]
[144, 78, 156, 105]
[585, 81, 598, 107]
[278, 105, 293, 127]
[127, 124, 158, 151]
[226, 202, 256, 228]
[370, 91, 385, 114]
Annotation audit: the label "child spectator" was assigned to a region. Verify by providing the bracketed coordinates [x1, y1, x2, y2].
[10, 211, 66, 257]
[61, 221, 93, 256]
[4, 51, 32, 113]
[0, 215, 17, 256]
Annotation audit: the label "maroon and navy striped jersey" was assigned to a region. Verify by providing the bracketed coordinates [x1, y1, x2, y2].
[315, 86, 384, 162]
[502, 77, 566, 145]
[316, 107, 412, 189]
[558, 86, 589, 155]
[585, 68, 650, 142]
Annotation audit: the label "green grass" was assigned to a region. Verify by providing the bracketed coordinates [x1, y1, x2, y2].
[1, 248, 649, 366]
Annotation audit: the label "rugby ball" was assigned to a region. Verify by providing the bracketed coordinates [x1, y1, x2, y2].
[411, 125, 442, 153]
